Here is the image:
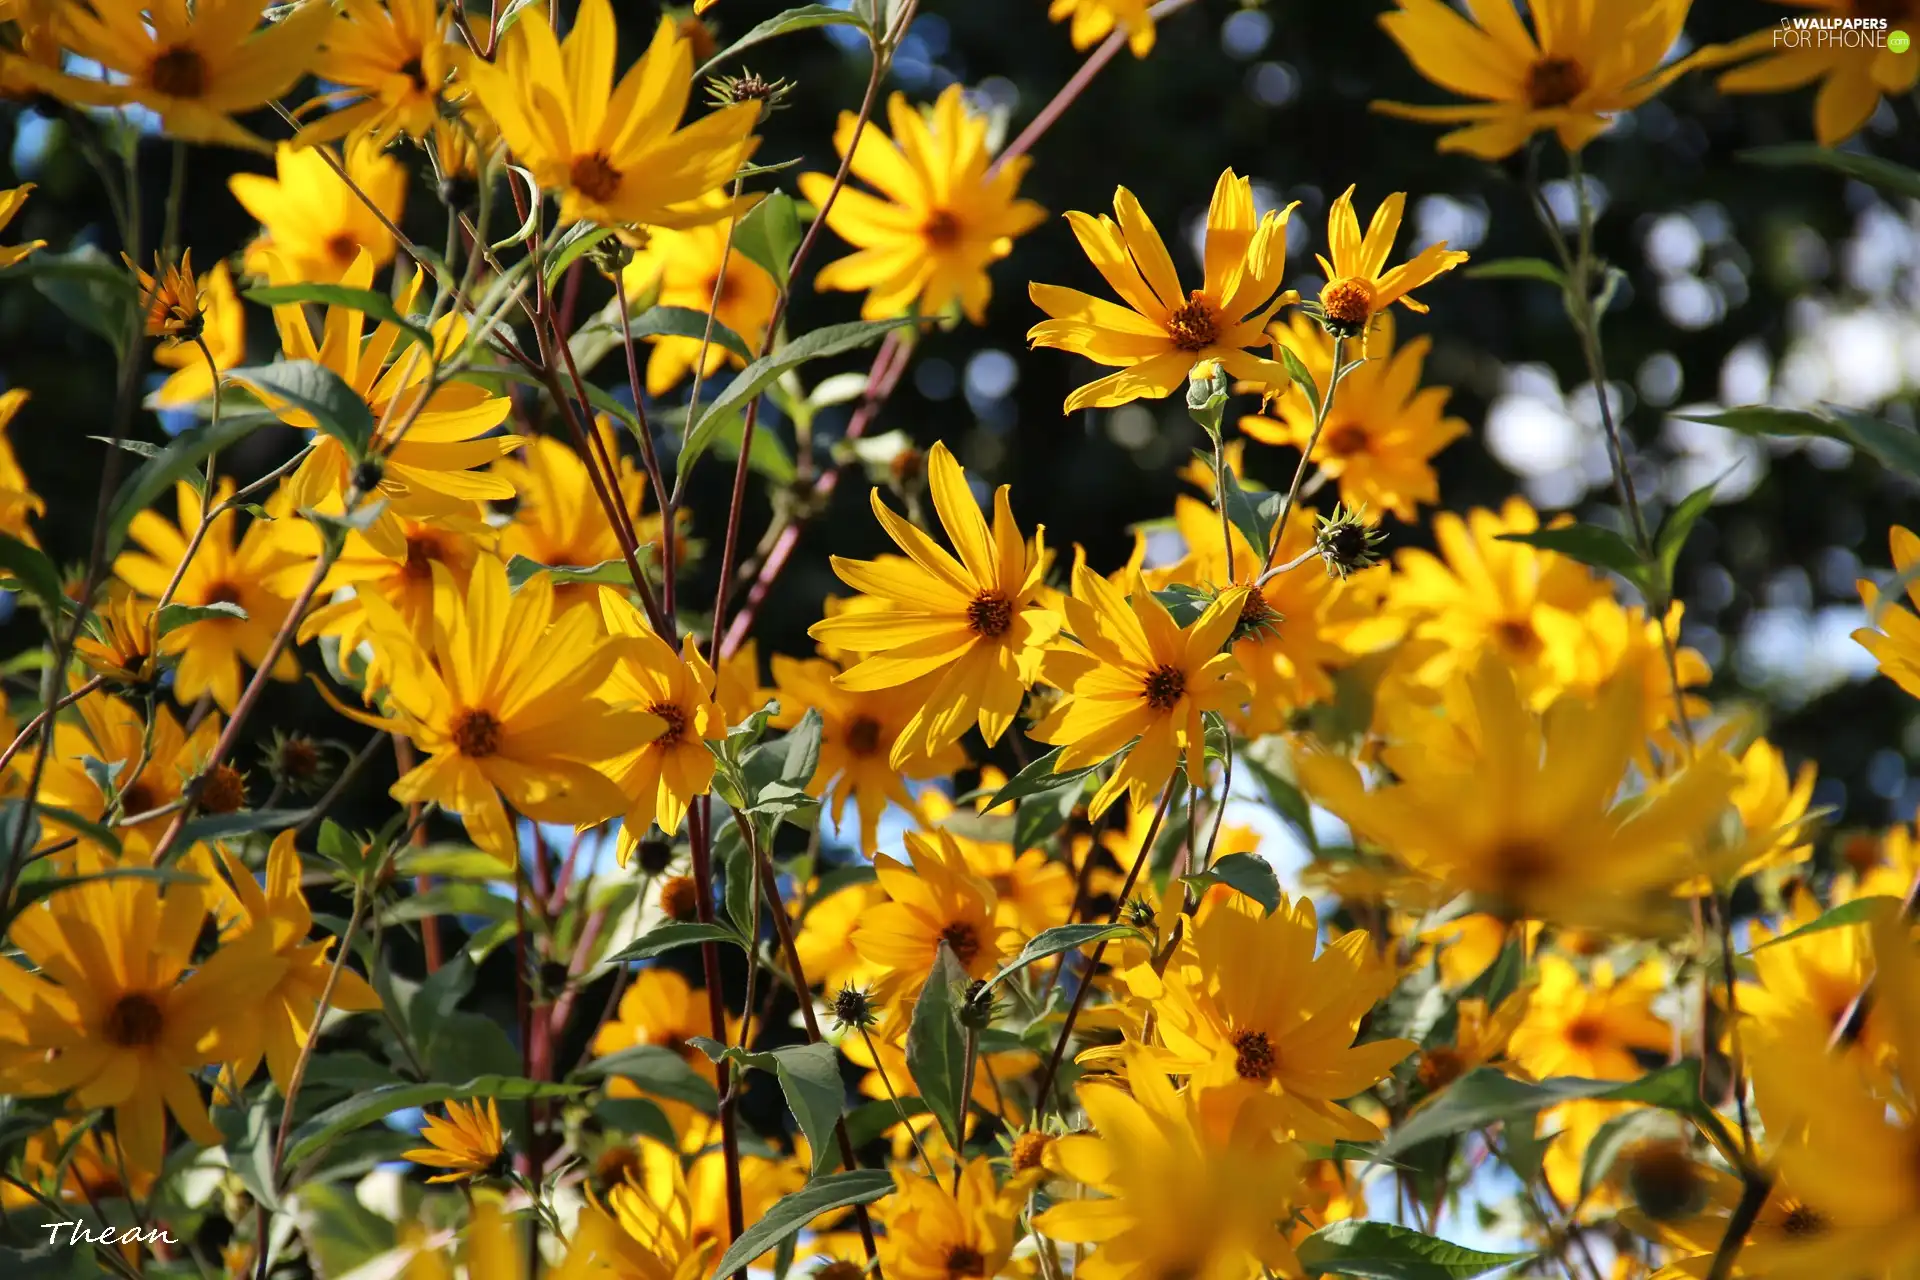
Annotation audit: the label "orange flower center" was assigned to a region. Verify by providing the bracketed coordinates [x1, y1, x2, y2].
[1417, 1047, 1467, 1091]
[203, 581, 242, 608]
[1323, 422, 1370, 458]
[1491, 837, 1552, 898]
[922, 209, 963, 250]
[1165, 291, 1220, 352]
[661, 874, 702, 921]
[197, 763, 247, 815]
[147, 45, 208, 98]
[325, 232, 360, 266]
[104, 992, 165, 1048]
[1319, 277, 1374, 331]
[648, 700, 689, 746]
[940, 920, 982, 966]
[404, 534, 443, 581]
[1493, 617, 1542, 659]
[943, 1245, 987, 1277]
[1563, 1015, 1604, 1049]
[1232, 1028, 1276, 1080]
[1525, 57, 1587, 109]
[1142, 663, 1186, 711]
[1781, 1204, 1827, 1236]
[398, 54, 428, 91]
[452, 707, 503, 758]
[966, 590, 1014, 639]
[120, 779, 158, 817]
[812, 1263, 864, 1280]
[1010, 1130, 1053, 1171]
[845, 715, 883, 757]
[569, 152, 623, 203]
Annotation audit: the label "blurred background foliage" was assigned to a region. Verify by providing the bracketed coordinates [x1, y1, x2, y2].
[3, 0, 1919, 882]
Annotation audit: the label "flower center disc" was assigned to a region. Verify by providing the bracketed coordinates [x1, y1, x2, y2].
[1166, 292, 1220, 352]
[452, 707, 503, 758]
[148, 46, 208, 98]
[923, 209, 963, 249]
[648, 700, 690, 746]
[104, 991, 166, 1048]
[1232, 1028, 1276, 1080]
[845, 715, 883, 756]
[1525, 57, 1587, 109]
[966, 590, 1014, 639]
[1143, 663, 1187, 710]
[940, 920, 981, 966]
[1319, 278, 1374, 332]
[569, 152, 623, 203]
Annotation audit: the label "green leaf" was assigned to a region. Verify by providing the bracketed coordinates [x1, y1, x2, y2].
[212, 1094, 280, 1210]
[987, 746, 1101, 809]
[1379, 1062, 1705, 1160]
[1464, 257, 1569, 290]
[706, 409, 799, 485]
[689, 1039, 846, 1179]
[679, 319, 906, 484]
[594, 1097, 679, 1151]
[1013, 782, 1080, 854]
[1578, 1108, 1679, 1207]
[1215, 459, 1279, 561]
[29, 245, 138, 355]
[243, 283, 432, 354]
[0, 531, 65, 615]
[1182, 851, 1282, 915]
[782, 707, 824, 789]
[1750, 894, 1900, 951]
[1297, 1220, 1532, 1279]
[1276, 343, 1321, 415]
[622, 303, 754, 364]
[1680, 404, 1920, 479]
[906, 942, 971, 1154]
[983, 923, 1140, 992]
[542, 223, 620, 290]
[104, 412, 275, 558]
[286, 1077, 583, 1166]
[600, 920, 746, 966]
[1652, 476, 1721, 598]
[177, 808, 306, 845]
[734, 192, 803, 287]
[1494, 525, 1645, 584]
[698, 4, 869, 74]
[504, 555, 635, 590]
[34, 802, 124, 855]
[154, 600, 247, 636]
[293, 1181, 397, 1277]
[706, 1169, 896, 1279]
[1740, 143, 1920, 201]
[574, 1044, 722, 1112]
[229, 360, 378, 460]
[843, 1094, 929, 1148]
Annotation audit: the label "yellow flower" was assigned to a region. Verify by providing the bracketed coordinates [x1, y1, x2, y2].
[292, 514, 492, 683]
[597, 1141, 792, 1276]
[1389, 496, 1612, 688]
[793, 881, 887, 996]
[1241, 311, 1466, 521]
[214, 831, 382, 1092]
[0, 386, 44, 546]
[802, 83, 1044, 323]
[402, 1098, 506, 1184]
[357, 555, 658, 859]
[266, 252, 519, 559]
[1746, 910, 1920, 1274]
[1313, 185, 1468, 336]
[0, 182, 44, 267]
[921, 790, 1075, 938]
[852, 829, 1014, 1017]
[1048, 0, 1157, 56]
[1677, 734, 1817, 891]
[1717, 1, 1918, 147]
[125, 249, 208, 343]
[230, 139, 408, 284]
[1138, 891, 1412, 1143]
[1028, 170, 1296, 412]
[810, 441, 1060, 767]
[1414, 989, 1533, 1093]
[1031, 561, 1249, 818]
[466, 4, 760, 230]
[621, 217, 780, 395]
[1740, 890, 1878, 1057]
[769, 654, 965, 855]
[843, 1026, 1035, 1158]
[596, 588, 724, 851]
[297, 0, 464, 147]
[11, 1120, 155, 1207]
[113, 479, 305, 712]
[558, 1197, 709, 1280]
[1625, 1161, 1841, 1280]
[1035, 1051, 1307, 1279]
[25, 0, 329, 150]
[875, 1159, 1021, 1280]
[42, 688, 219, 856]
[1374, 0, 1700, 159]
[1149, 494, 1367, 736]
[590, 968, 739, 1147]
[1856, 525, 1920, 701]
[74, 589, 162, 688]
[494, 424, 671, 609]
[1509, 955, 1670, 1081]
[151, 258, 244, 407]
[0, 867, 284, 1176]
[1297, 657, 1739, 932]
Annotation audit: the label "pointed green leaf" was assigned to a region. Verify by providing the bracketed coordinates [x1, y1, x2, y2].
[1182, 851, 1282, 915]
[698, 4, 870, 74]
[1495, 525, 1645, 583]
[600, 921, 747, 967]
[906, 941, 971, 1153]
[1379, 1062, 1705, 1160]
[570, 1044, 720, 1112]
[230, 360, 378, 459]
[105, 412, 276, 558]
[1276, 343, 1321, 415]
[1297, 1219, 1533, 1279]
[0, 531, 65, 615]
[1214, 459, 1279, 561]
[706, 1169, 896, 1279]
[243, 283, 432, 354]
[1749, 894, 1900, 952]
[1464, 257, 1569, 290]
[734, 192, 803, 287]
[782, 707, 824, 788]
[285, 1077, 583, 1167]
[688, 1039, 847, 1179]
[155, 600, 248, 636]
[1740, 144, 1920, 201]
[1653, 477, 1720, 597]
[983, 923, 1140, 993]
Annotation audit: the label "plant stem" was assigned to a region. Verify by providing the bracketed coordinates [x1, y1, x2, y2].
[1261, 337, 1348, 575]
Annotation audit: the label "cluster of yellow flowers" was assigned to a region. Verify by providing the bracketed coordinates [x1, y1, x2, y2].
[0, 2, 1918, 1280]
